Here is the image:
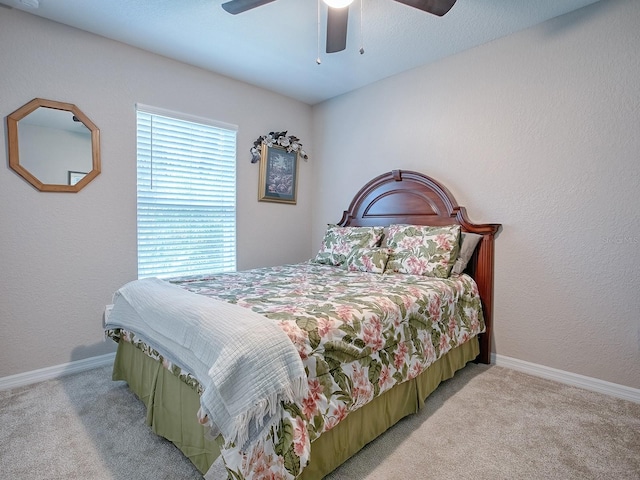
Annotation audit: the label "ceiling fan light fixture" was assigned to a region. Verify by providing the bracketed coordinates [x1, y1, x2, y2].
[323, 0, 354, 8]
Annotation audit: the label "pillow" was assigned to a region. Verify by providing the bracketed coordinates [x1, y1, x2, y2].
[313, 225, 384, 266]
[384, 224, 461, 277]
[451, 232, 483, 275]
[344, 247, 390, 274]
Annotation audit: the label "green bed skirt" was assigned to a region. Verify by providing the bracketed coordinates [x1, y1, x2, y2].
[112, 337, 479, 478]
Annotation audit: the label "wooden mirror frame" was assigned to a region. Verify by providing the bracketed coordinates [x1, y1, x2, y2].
[6, 98, 101, 192]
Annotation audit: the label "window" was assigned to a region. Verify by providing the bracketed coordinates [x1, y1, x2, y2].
[136, 105, 237, 279]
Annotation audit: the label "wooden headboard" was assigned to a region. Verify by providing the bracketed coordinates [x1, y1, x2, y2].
[338, 169, 501, 364]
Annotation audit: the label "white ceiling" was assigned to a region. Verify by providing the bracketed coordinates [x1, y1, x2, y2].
[1, 0, 601, 105]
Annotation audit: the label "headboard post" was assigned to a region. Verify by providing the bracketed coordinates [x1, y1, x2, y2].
[470, 234, 496, 364]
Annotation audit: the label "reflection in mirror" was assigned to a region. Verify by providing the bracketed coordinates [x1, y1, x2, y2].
[6, 98, 100, 192]
[19, 108, 92, 185]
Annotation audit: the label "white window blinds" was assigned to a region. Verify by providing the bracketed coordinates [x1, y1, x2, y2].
[136, 106, 237, 279]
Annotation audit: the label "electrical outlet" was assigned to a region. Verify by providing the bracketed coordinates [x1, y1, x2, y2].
[103, 304, 114, 329]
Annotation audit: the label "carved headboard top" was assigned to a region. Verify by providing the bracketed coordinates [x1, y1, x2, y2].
[338, 169, 501, 363]
[338, 169, 497, 233]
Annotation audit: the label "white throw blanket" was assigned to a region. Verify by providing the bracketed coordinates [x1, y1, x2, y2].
[105, 277, 308, 451]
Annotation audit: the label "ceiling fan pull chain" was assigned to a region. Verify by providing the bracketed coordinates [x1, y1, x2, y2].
[359, 0, 364, 55]
[316, 0, 322, 64]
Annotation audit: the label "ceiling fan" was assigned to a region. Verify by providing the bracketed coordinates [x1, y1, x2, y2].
[221, 0, 457, 54]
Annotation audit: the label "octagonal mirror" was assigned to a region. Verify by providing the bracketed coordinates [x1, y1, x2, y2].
[6, 98, 100, 192]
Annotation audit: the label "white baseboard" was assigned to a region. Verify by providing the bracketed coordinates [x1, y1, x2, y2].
[2, 351, 638, 404]
[492, 353, 640, 404]
[0, 352, 116, 391]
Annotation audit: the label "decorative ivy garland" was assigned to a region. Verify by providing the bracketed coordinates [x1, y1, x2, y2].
[250, 131, 308, 163]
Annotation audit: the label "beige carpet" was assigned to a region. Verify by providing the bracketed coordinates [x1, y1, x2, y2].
[1, 362, 638, 479]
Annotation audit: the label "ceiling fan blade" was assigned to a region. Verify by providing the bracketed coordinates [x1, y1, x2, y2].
[393, 0, 457, 16]
[221, 0, 277, 15]
[326, 6, 349, 53]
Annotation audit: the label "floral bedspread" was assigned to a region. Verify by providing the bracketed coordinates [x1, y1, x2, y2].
[107, 262, 484, 479]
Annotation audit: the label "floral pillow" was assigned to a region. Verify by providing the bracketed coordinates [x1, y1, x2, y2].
[384, 224, 461, 277]
[344, 247, 390, 273]
[313, 225, 384, 266]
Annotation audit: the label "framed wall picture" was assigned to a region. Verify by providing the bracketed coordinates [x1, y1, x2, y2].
[68, 171, 87, 186]
[258, 144, 298, 204]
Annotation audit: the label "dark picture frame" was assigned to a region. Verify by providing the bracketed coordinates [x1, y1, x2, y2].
[258, 144, 298, 204]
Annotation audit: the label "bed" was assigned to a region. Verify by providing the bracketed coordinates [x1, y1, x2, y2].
[104, 169, 500, 479]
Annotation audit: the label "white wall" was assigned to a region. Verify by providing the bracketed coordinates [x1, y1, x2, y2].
[0, 10, 312, 377]
[311, 0, 640, 389]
